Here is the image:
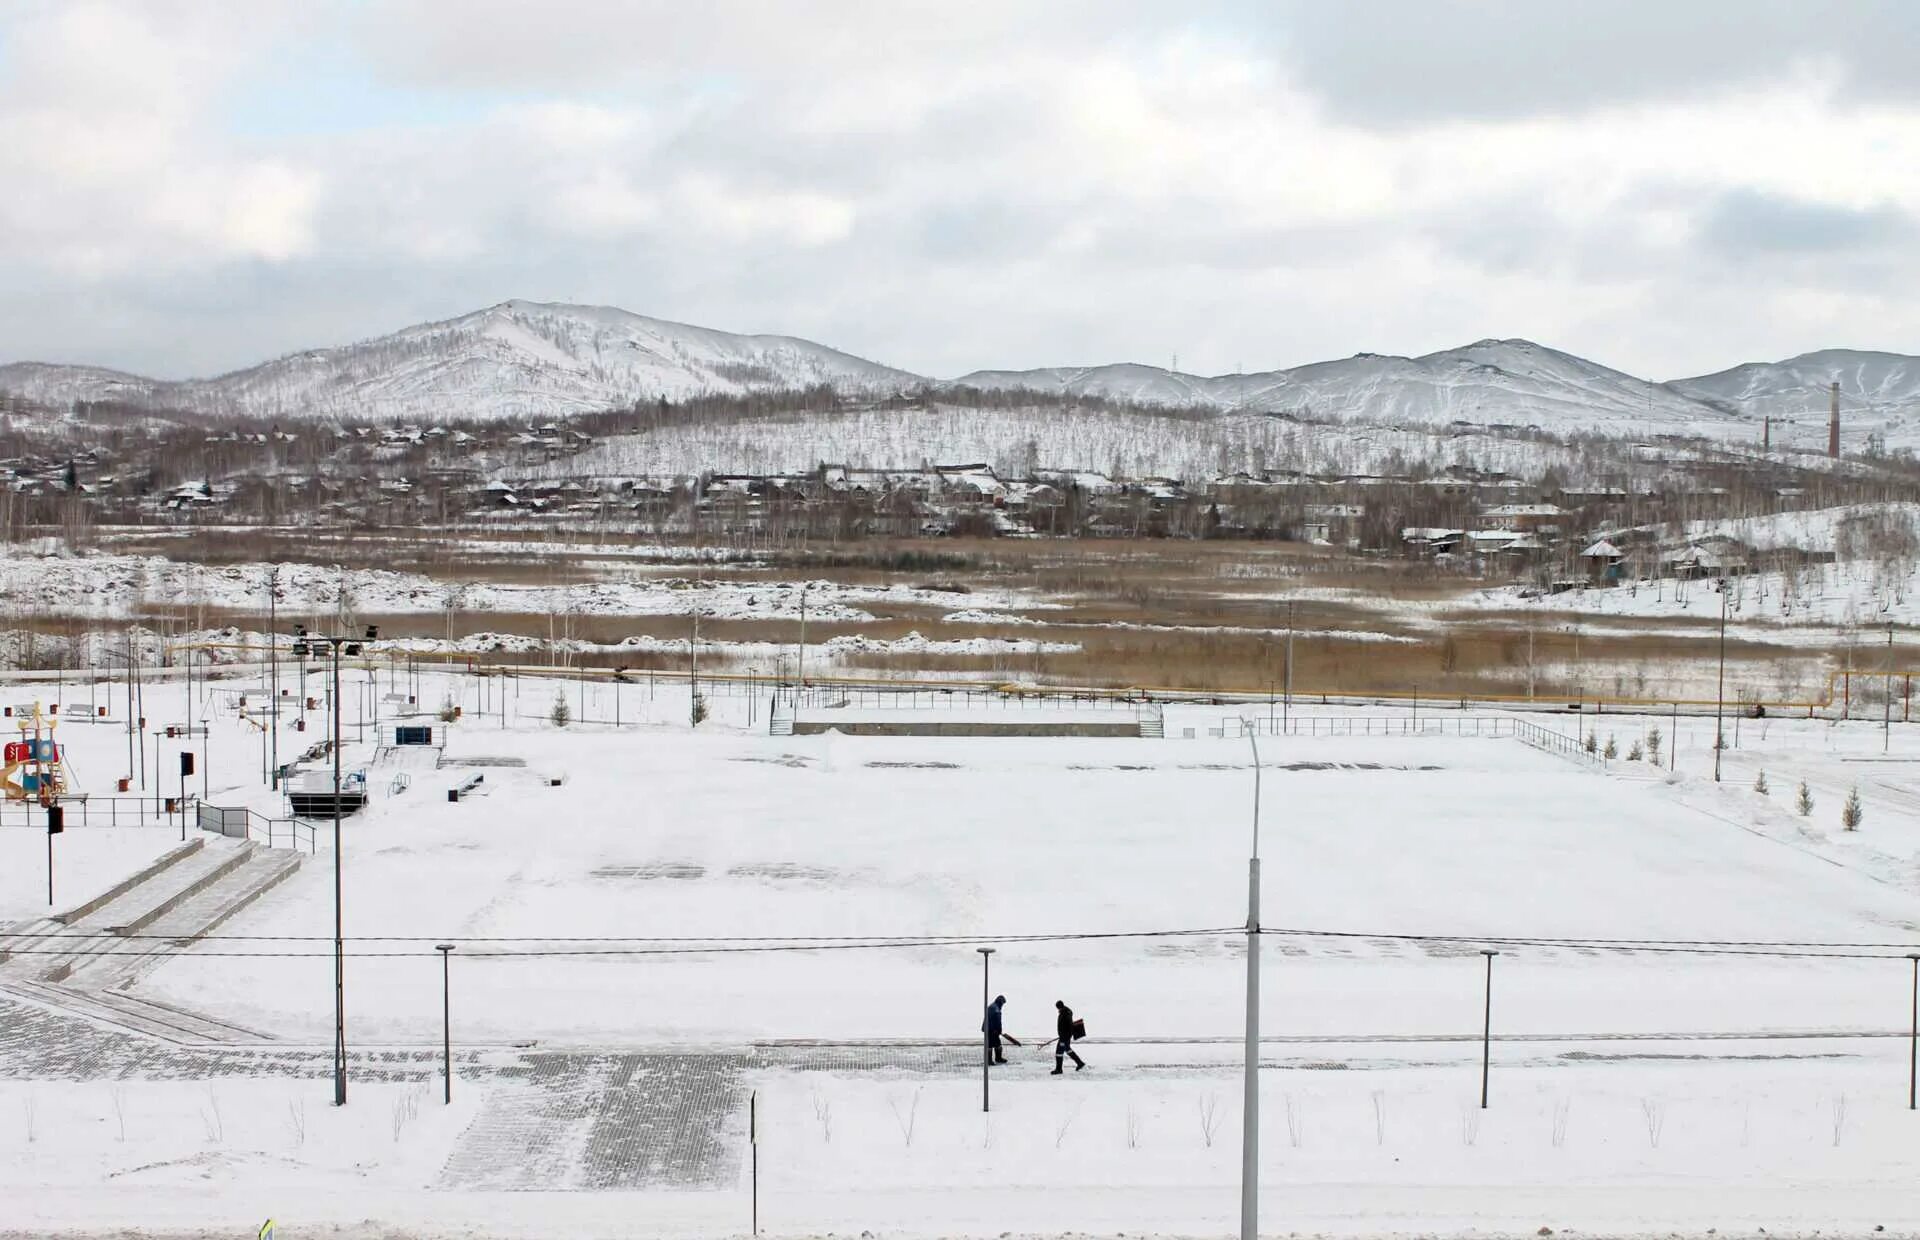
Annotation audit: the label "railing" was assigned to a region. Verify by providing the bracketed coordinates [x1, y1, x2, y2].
[0, 795, 184, 828]
[775, 685, 1148, 713]
[1213, 715, 1516, 739]
[1511, 719, 1607, 769]
[197, 803, 318, 854]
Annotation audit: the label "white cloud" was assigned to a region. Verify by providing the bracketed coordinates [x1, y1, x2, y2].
[3, 1, 1920, 381]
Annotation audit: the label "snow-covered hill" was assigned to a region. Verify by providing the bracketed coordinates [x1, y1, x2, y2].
[0, 360, 164, 408]
[556, 403, 1602, 482]
[1671, 349, 1920, 447]
[5, 301, 1917, 451]
[956, 340, 1746, 438]
[0, 301, 918, 422]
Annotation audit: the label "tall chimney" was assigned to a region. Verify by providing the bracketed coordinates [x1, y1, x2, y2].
[1828, 380, 1841, 458]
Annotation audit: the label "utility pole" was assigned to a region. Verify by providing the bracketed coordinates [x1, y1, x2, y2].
[269, 570, 279, 788]
[1714, 583, 1728, 782]
[690, 606, 700, 727]
[1527, 624, 1535, 701]
[1240, 724, 1263, 1240]
[1887, 624, 1895, 754]
[1283, 601, 1294, 733]
[798, 583, 809, 690]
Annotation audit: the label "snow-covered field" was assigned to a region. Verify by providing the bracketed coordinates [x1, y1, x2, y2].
[6, 666, 1920, 1235]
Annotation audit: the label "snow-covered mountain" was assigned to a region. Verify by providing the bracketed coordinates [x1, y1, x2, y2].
[955, 340, 1744, 438]
[0, 301, 919, 422]
[0, 361, 166, 408]
[1671, 349, 1920, 446]
[4, 300, 1916, 451]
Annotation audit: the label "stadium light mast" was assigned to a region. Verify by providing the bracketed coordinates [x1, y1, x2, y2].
[292, 621, 378, 1107]
[1240, 723, 1263, 1240]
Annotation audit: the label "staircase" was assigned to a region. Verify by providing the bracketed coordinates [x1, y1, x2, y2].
[0, 835, 300, 1044]
[770, 700, 795, 737]
[1137, 706, 1166, 738]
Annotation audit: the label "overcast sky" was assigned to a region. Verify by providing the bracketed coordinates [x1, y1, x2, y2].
[3, 0, 1918, 380]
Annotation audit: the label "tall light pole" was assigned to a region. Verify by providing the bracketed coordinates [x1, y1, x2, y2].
[1714, 583, 1728, 783]
[1886, 624, 1895, 755]
[293, 622, 377, 1107]
[1241, 723, 1263, 1240]
[798, 583, 810, 691]
[436, 943, 455, 1105]
[1283, 602, 1294, 732]
[977, 946, 995, 1113]
[1479, 949, 1498, 1108]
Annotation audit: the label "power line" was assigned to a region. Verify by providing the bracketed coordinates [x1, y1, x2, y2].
[0, 926, 1244, 960]
[8, 928, 1920, 962]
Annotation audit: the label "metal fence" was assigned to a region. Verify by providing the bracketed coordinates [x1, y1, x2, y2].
[1209, 715, 1518, 739]
[197, 802, 317, 854]
[0, 795, 180, 828]
[778, 685, 1145, 713]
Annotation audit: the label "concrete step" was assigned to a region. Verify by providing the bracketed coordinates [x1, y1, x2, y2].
[102, 841, 255, 936]
[0, 917, 63, 970]
[32, 840, 253, 982]
[53, 837, 204, 925]
[0, 978, 273, 1045]
[74, 848, 304, 990]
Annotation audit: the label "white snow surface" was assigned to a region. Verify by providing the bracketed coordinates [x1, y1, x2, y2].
[0, 551, 1042, 626]
[12, 672, 1920, 1235]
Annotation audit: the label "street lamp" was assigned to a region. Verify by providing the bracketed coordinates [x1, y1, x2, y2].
[1241, 723, 1263, 1240]
[290, 621, 378, 1107]
[977, 946, 995, 1113]
[436, 943, 455, 1105]
[1479, 949, 1499, 1108]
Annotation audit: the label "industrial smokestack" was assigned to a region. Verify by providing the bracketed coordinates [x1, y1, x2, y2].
[1829, 380, 1841, 458]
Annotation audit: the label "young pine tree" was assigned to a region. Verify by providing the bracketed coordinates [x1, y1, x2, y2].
[550, 692, 571, 728]
[1583, 732, 1598, 755]
[1627, 740, 1644, 762]
[1753, 770, 1769, 795]
[1603, 735, 1618, 760]
[1842, 787, 1864, 831]
[1647, 727, 1663, 764]
[690, 690, 709, 727]
[1796, 780, 1814, 817]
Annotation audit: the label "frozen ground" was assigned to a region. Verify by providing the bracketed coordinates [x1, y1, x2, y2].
[5, 669, 1920, 1236]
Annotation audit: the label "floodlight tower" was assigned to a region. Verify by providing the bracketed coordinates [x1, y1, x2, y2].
[290, 621, 379, 1106]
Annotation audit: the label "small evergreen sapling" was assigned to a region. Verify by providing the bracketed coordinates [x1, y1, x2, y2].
[1627, 740, 1644, 761]
[1842, 787, 1863, 831]
[1647, 727, 1663, 764]
[1583, 732, 1598, 755]
[550, 692, 570, 727]
[1603, 735, 1618, 759]
[1796, 780, 1814, 817]
[1753, 770, 1768, 795]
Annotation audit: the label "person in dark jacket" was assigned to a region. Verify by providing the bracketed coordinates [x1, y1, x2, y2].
[1051, 999, 1085, 1074]
[982, 994, 1012, 1064]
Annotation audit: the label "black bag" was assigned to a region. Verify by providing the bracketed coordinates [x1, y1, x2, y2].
[1071, 1018, 1087, 1040]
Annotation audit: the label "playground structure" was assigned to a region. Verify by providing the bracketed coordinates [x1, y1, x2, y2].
[2, 701, 70, 804]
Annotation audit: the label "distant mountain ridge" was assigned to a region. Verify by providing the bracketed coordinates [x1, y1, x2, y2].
[0, 301, 919, 423]
[2, 301, 1917, 446]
